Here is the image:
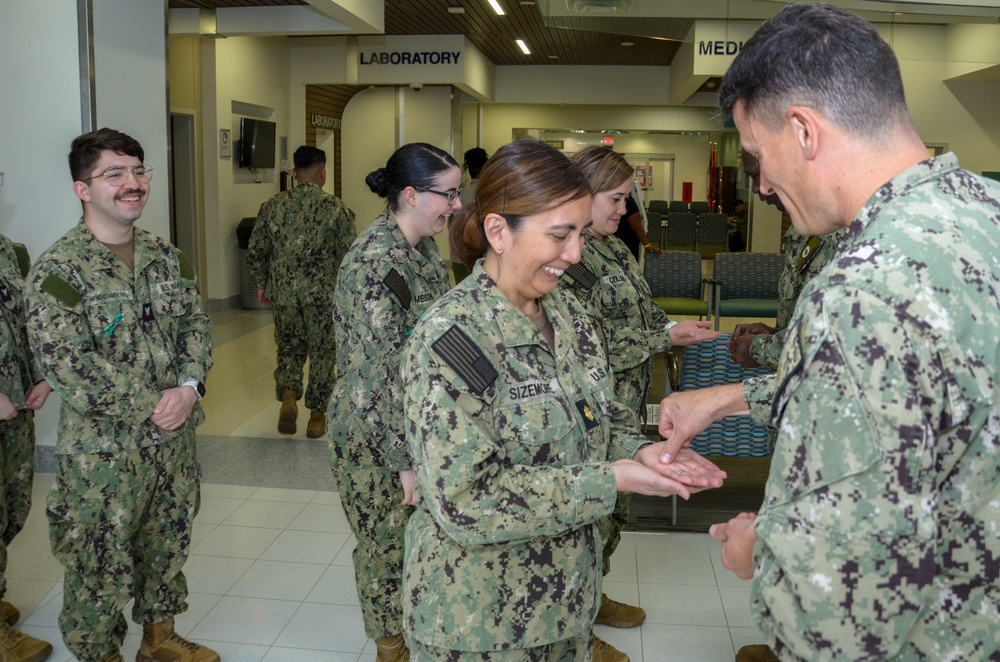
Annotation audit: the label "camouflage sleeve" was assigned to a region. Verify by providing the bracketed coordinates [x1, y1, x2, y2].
[742, 374, 776, 426]
[403, 329, 618, 547]
[330, 203, 358, 266]
[24, 266, 161, 423]
[245, 202, 272, 289]
[173, 251, 213, 383]
[752, 287, 942, 658]
[748, 328, 783, 372]
[647, 303, 673, 354]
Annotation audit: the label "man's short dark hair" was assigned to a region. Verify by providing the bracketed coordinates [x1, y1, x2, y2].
[293, 145, 326, 171]
[718, 3, 909, 139]
[69, 128, 144, 183]
[463, 147, 489, 179]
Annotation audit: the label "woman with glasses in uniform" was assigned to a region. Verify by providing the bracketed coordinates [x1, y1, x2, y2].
[400, 140, 725, 661]
[329, 142, 459, 662]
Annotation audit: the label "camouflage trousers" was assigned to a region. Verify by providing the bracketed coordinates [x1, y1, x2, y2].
[0, 409, 36, 599]
[272, 290, 337, 412]
[599, 362, 652, 575]
[46, 433, 200, 661]
[409, 628, 590, 661]
[331, 446, 411, 639]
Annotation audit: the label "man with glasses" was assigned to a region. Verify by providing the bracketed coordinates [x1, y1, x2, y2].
[246, 145, 356, 439]
[25, 128, 216, 662]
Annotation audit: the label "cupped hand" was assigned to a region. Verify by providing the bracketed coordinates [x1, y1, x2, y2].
[669, 320, 722, 347]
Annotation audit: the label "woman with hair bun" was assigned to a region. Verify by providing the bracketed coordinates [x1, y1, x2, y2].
[401, 140, 725, 661]
[564, 146, 721, 652]
[330, 142, 460, 662]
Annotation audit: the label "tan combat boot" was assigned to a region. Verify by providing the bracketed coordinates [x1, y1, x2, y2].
[591, 633, 628, 662]
[137, 617, 219, 662]
[736, 644, 780, 662]
[374, 633, 410, 662]
[0, 600, 19, 625]
[94, 652, 125, 662]
[594, 593, 646, 628]
[306, 410, 326, 439]
[0, 621, 53, 662]
[278, 389, 298, 434]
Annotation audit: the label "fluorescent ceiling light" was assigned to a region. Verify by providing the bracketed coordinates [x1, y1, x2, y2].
[516, 39, 530, 54]
[447, 6, 465, 13]
[487, 0, 505, 15]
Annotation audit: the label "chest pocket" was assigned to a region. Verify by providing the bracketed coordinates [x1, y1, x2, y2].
[87, 295, 138, 362]
[497, 394, 580, 467]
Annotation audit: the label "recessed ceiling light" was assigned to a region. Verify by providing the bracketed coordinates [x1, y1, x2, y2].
[516, 39, 530, 54]
[520, 1, 536, 4]
[621, 40, 635, 46]
[487, 0, 505, 15]
[548, 55, 559, 59]
[447, 6, 465, 13]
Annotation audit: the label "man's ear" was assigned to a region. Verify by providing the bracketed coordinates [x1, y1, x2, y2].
[787, 106, 822, 161]
[73, 181, 91, 203]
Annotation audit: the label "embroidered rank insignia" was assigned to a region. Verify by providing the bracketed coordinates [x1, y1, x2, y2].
[432, 325, 498, 395]
[576, 399, 599, 431]
[564, 263, 597, 290]
[796, 236, 822, 272]
[142, 302, 154, 321]
[383, 268, 411, 310]
[0, 283, 11, 302]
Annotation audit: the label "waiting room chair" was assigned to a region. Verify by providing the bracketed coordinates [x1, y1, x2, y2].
[696, 212, 729, 260]
[706, 252, 785, 330]
[688, 200, 710, 215]
[644, 211, 661, 248]
[648, 200, 670, 215]
[667, 200, 690, 213]
[643, 250, 708, 393]
[664, 212, 698, 251]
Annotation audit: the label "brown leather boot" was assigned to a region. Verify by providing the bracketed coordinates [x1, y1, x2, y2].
[0, 621, 53, 662]
[137, 617, 219, 662]
[736, 644, 780, 662]
[278, 389, 298, 434]
[374, 633, 410, 662]
[591, 633, 629, 662]
[306, 410, 326, 439]
[0, 600, 19, 625]
[594, 593, 646, 628]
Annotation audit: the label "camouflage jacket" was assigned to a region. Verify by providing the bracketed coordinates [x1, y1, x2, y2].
[329, 209, 451, 471]
[25, 222, 213, 454]
[744, 154, 1000, 660]
[0, 235, 38, 405]
[749, 227, 846, 371]
[401, 261, 648, 651]
[246, 182, 356, 301]
[561, 233, 672, 408]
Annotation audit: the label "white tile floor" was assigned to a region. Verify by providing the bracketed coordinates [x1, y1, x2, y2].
[8, 308, 769, 661]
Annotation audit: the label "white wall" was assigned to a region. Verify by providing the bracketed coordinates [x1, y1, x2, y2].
[202, 36, 291, 300]
[341, 87, 399, 232]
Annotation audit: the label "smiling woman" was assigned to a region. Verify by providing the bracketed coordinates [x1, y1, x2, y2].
[400, 140, 726, 661]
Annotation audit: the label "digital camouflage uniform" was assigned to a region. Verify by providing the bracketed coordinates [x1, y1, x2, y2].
[561, 233, 673, 577]
[0, 236, 40, 602]
[24, 222, 212, 661]
[246, 182, 356, 411]
[741, 154, 1000, 660]
[328, 209, 450, 640]
[401, 261, 650, 656]
[748, 227, 846, 372]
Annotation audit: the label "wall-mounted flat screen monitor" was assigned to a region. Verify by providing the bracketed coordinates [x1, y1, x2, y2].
[238, 117, 276, 169]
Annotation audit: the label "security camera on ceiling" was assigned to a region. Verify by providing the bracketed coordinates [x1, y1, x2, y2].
[410, 82, 424, 91]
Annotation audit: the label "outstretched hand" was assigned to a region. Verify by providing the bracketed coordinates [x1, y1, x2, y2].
[669, 320, 722, 347]
[615, 445, 726, 499]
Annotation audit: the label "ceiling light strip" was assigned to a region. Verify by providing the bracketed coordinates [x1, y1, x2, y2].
[487, 0, 505, 15]
[516, 39, 530, 55]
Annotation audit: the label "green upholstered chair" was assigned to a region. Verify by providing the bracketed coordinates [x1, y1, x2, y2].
[643, 250, 709, 318]
[707, 252, 785, 330]
[648, 200, 670, 215]
[696, 212, 729, 260]
[664, 212, 698, 252]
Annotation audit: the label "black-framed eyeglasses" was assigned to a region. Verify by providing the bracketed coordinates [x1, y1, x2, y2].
[414, 185, 463, 205]
[84, 165, 154, 186]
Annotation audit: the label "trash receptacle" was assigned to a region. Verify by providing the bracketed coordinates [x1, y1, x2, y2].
[236, 217, 267, 310]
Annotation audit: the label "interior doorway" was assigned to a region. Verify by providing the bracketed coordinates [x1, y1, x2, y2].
[169, 112, 200, 269]
[624, 154, 675, 207]
[316, 128, 336, 196]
